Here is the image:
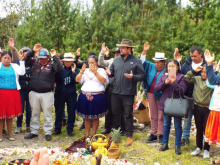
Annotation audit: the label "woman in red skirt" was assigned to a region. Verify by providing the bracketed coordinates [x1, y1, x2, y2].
[0, 51, 26, 141]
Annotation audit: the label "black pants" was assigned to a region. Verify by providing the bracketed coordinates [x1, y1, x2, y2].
[105, 86, 126, 132]
[194, 104, 210, 151]
[111, 93, 134, 137]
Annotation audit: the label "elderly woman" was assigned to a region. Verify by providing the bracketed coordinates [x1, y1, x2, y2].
[0, 51, 26, 141]
[76, 55, 108, 138]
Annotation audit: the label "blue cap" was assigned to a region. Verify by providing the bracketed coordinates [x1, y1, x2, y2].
[38, 48, 49, 59]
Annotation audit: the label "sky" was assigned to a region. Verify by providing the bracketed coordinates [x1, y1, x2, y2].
[0, 0, 191, 18]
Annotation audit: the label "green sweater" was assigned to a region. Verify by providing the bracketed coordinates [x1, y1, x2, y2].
[184, 70, 213, 107]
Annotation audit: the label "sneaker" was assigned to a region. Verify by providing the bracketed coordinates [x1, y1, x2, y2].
[159, 135, 163, 144]
[45, 135, 52, 141]
[203, 150, 210, 159]
[181, 138, 190, 146]
[15, 127, 21, 134]
[26, 127, 31, 132]
[79, 124, 85, 130]
[24, 133, 38, 139]
[146, 134, 157, 143]
[67, 132, 74, 137]
[190, 147, 202, 156]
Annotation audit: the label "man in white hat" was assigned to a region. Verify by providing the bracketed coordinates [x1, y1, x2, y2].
[53, 53, 78, 137]
[140, 42, 166, 144]
[106, 39, 145, 146]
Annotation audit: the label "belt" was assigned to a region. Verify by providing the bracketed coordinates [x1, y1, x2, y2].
[82, 91, 103, 101]
[194, 102, 209, 108]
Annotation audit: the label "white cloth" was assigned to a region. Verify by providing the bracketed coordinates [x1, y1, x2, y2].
[140, 54, 146, 64]
[0, 61, 25, 90]
[192, 61, 203, 70]
[29, 91, 54, 135]
[80, 68, 109, 92]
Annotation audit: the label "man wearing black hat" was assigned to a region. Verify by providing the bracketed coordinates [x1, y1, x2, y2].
[106, 39, 145, 146]
[98, 43, 123, 134]
[24, 46, 63, 141]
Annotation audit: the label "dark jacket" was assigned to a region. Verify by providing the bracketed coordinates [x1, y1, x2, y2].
[75, 55, 89, 69]
[206, 63, 220, 85]
[55, 65, 79, 96]
[109, 54, 145, 95]
[181, 55, 206, 97]
[154, 73, 187, 111]
[17, 59, 32, 90]
[29, 55, 64, 93]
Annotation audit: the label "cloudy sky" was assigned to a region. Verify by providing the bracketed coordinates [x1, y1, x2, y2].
[0, 0, 190, 18]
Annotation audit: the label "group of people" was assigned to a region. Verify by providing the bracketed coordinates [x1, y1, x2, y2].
[0, 38, 220, 164]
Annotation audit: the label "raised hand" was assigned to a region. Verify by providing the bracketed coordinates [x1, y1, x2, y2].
[33, 44, 41, 52]
[124, 70, 133, 79]
[174, 48, 182, 63]
[30, 148, 49, 165]
[106, 67, 111, 76]
[106, 47, 110, 57]
[194, 66, 203, 72]
[101, 42, 107, 52]
[142, 42, 150, 55]
[71, 63, 76, 73]
[50, 49, 56, 57]
[8, 38, 15, 50]
[213, 62, 217, 71]
[81, 63, 86, 73]
[76, 48, 80, 56]
[21, 52, 27, 61]
[204, 49, 215, 66]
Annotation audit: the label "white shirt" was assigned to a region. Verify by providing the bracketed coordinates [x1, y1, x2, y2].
[80, 68, 109, 92]
[192, 61, 203, 70]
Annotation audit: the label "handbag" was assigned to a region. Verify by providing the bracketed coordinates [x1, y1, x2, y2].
[164, 85, 188, 118]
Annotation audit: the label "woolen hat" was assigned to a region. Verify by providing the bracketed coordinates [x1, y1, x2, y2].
[152, 52, 167, 60]
[116, 39, 136, 48]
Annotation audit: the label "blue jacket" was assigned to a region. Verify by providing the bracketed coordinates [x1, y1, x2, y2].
[142, 61, 164, 100]
[17, 59, 31, 90]
[206, 64, 220, 85]
[181, 54, 206, 97]
[55, 65, 78, 97]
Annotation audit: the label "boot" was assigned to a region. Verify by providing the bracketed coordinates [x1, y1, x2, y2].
[175, 146, 182, 155]
[159, 144, 169, 151]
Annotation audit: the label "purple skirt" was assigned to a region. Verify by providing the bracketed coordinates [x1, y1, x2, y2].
[76, 92, 108, 119]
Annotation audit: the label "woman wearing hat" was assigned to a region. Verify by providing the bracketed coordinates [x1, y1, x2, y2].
[76, 55, 109, 138]
[53, 53, 78, 136]
[0, 50, 26, 141]
[140, 42, 166, 144]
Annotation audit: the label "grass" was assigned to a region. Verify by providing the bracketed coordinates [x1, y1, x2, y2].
[8, 106, 220, 165]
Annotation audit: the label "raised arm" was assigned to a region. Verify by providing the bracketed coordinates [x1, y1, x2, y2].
[184, 66, 202, 84]
[140, 42, 150, 64]
[98, 43, 111, 67]
[8, 38, 19, 63]
[75, 63, 86, 83]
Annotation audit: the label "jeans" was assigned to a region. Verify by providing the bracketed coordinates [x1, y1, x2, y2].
[17, 89, 32, 127]
[111, 94, 134, 137]
[163, 113, 182, 146]
[182, 99, 194, 140]
[55, 93, 77, 132]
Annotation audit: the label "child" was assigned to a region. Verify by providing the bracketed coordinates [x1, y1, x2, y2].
[184, 65, 213, 158]
[155, 59, 187, 155]
[204, 50, 220, 164]
[53, 53, 78, 136]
